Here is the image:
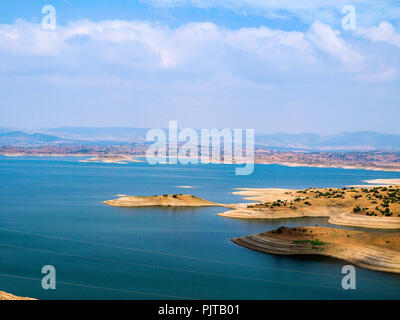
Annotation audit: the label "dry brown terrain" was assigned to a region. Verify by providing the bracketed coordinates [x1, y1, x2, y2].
[0, 291, 35, 300]
[79, 155, 142, 164]
[233, 226, 400, 273]
[2, 146, 400, 172]
[254, 150, 400, 172]
[219, 184, 400, 229]
[104, 194, 227, 207]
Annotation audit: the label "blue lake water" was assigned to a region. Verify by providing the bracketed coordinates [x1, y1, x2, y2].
[1, 156, 400, 299]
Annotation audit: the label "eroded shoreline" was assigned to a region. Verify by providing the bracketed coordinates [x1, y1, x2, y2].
[217, 181, 400, 229]
[233, 226, 400, 274]
[0, 290, 35, 300]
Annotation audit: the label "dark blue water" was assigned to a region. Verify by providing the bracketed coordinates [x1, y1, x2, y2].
[1, 156, 400, 299]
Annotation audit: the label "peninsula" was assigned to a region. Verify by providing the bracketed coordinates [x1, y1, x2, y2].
[233, 226, 400, 273]
[219, 184, 400, 229]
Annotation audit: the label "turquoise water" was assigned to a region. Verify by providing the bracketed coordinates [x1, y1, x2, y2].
[1, 156, 400, 299]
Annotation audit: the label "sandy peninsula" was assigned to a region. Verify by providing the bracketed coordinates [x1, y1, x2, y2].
[218, 185, 400, 229]
[79, 155, 142, 164]
[363, 179, 400, 185]
[233, 226, 400, 274]
[346, 178, 400, 188]
[0, 290, 35, 300]
[104, 194, 228, 208]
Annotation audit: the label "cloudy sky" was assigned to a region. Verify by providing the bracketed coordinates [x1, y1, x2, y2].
[0, 0, 399, 134]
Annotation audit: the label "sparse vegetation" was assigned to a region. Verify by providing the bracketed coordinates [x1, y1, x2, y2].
[294, 239, 329, 246]
[245, 185, 400, 219]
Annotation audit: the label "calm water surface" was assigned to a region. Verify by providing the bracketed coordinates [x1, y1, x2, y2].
[1, 156, 400, 299]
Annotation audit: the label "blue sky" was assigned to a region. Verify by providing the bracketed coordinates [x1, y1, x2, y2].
[1, 0, 400, 134]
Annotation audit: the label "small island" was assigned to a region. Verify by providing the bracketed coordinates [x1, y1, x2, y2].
[233, 226, 400, 274]
[104, 194, 227, 207]
[79, 155, 142, 164]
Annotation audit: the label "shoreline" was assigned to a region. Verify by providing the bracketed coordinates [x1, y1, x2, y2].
[104, 194, 229, 208]
[0, 290, 35, 300]
[217, 181, 400, 229]
[78, 155, 143, 164]
[103, 179, 400, 275]
[232, 226, 400, 274]
[0, 153, 143, 164]
[2, 153, 400, 172]
[255, 160, 400, 172]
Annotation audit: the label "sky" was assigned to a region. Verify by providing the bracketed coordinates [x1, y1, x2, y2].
[0, 0, 400, 134]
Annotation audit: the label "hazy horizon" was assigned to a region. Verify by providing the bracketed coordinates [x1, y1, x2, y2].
[3, 125, 400, 137]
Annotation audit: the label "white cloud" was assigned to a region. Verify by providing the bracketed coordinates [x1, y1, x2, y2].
[0, 19, 399, 132]
[307, 21, 364, 65]
[0, 18, 397, 86]
[356, 21, 400, 47]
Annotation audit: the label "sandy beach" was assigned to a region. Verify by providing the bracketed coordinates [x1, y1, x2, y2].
[363, 179, 400, 185]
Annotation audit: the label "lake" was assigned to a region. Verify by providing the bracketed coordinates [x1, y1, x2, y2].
[1, 156, 400, 299]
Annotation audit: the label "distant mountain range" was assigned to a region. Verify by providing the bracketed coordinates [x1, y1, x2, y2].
[1, 127, 400, 151]
[254, 131, 400, 151]
[43, 127, 149, 143]
[0, 131, 68, 146]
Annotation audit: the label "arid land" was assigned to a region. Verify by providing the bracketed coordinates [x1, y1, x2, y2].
[105, 182, 400, 229]
[219, 184, 400, 229]
[104, 194, 228, 207]
[2, 145, 400, 171]
[254, 149, 400, 172]
[0, 291, 35, 300]
[78, 155, 143, 164]
[104, 180, 400, 274]
[226, 179, 400, 273]
[233, 227, 400, 273]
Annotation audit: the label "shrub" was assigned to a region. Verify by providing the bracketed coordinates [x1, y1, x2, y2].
[277, 227, 285, 234]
